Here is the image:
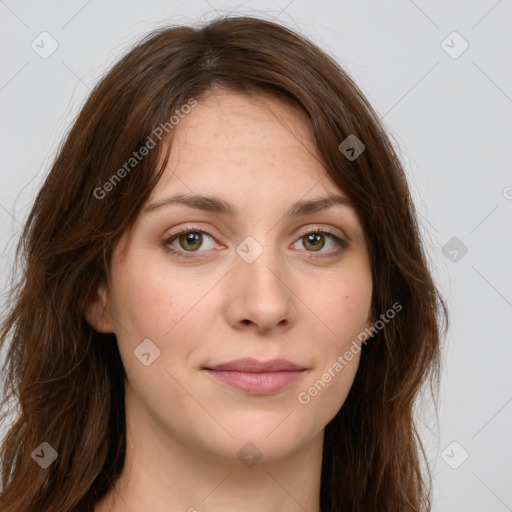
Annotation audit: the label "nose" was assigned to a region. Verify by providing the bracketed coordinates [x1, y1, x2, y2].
[225, 243, 296, 335]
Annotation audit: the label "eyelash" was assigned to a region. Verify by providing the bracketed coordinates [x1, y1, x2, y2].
[162, 225, 347, 261]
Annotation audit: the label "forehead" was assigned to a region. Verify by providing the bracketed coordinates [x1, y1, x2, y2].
[154, 89, 331, 193]
[172, 88, 317, 152]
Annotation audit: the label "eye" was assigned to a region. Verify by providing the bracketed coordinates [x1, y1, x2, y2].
[163, 227, 218, 259]
[291, 229, 347, 257]
[163, 226, 347, 261]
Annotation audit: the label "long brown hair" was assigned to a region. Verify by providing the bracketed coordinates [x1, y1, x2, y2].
[0, 15, 448, 512]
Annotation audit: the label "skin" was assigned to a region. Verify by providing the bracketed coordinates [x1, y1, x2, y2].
[87, 88, 375, 512]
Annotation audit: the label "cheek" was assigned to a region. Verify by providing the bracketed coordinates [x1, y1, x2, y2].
[108, 256, 215, 374]
[297, 263, 370, 412]
[313, 270, 372, 341]
[113, 274, 174, 336]
[109, 254, 193, 337]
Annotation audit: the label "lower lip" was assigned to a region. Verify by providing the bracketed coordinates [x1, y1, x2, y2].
[203, 369, 306, 394]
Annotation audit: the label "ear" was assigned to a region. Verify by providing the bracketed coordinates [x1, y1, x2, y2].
[84, 282, 114, 333]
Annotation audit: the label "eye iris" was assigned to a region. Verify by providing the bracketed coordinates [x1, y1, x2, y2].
[303, 233, 324, 251]
[179, 232, 202, 251]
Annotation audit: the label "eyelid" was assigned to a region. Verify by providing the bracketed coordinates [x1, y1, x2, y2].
[162, 223, 348, 259]
[164, 223, 346, 243]
[294, 224, 346, 241]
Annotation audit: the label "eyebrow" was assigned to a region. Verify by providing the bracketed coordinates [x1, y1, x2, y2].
[145, 192, 353, 217]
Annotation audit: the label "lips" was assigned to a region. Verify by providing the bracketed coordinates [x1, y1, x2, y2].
[205, 358, 306, 372]
[202, 358, 308, 395]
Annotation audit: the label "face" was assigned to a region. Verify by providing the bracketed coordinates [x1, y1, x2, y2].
[87, 89, 374, 463]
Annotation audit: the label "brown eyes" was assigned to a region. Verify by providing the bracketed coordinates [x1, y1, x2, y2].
[173, 231, 210, 252]
[163, 227, 347, 261]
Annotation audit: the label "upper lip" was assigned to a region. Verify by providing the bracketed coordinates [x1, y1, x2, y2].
[204, 358, 306, 372]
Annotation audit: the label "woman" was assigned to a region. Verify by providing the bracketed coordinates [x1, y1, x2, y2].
[0, 15, 448, 512]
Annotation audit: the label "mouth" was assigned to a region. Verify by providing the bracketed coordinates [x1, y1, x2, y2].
[202, 358, 308, 395]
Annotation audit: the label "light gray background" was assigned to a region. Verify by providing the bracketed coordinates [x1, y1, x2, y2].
[1, 1, 511, 510]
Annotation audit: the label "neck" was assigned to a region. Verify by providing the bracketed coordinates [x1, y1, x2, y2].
[95, 385, 324, 512]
